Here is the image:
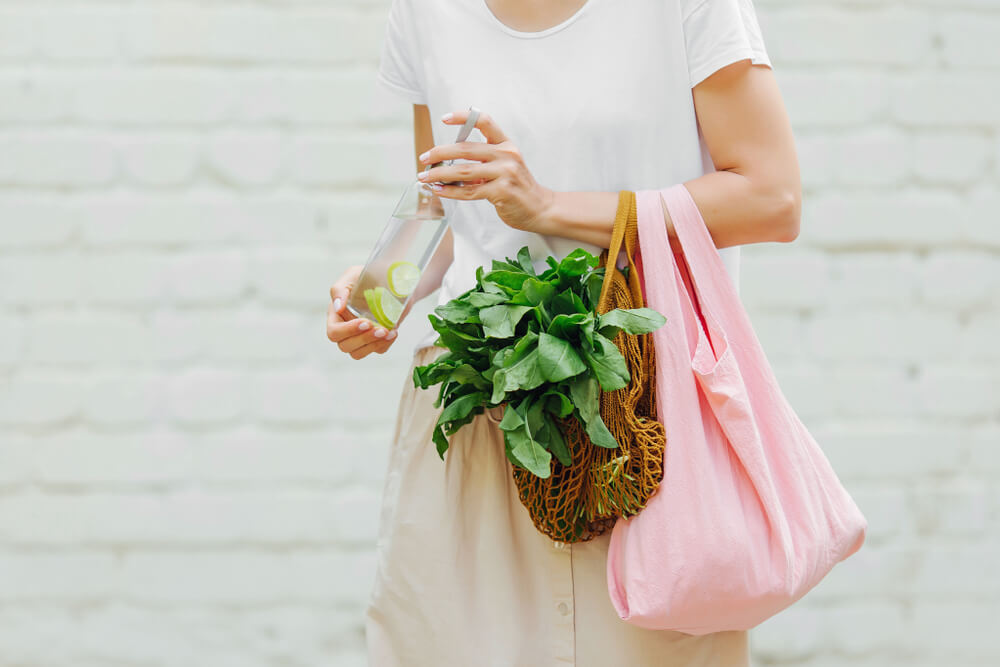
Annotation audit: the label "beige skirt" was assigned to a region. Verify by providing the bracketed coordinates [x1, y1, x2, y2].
[364, 345, 751, 666]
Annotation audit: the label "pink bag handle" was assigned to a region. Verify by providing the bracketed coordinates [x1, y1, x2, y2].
[657, 184, 762, 361]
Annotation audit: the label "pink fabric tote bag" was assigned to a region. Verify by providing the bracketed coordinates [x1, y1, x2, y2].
[605, 185, 868, 635]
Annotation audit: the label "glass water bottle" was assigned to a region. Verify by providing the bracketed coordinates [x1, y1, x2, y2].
[344, 106, 480, 330]
[344, 180, 448, 329]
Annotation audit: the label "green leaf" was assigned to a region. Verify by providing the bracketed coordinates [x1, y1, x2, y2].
[447, 364, 490, 390]
[580, 316, 597, 352]
[501, 330, 539, 367]
[512, 277, 557, 307]
[538, 417, 572, 466]
[428, 314, 478, 339]
[414, 359, 452, 389]
[524, 395, 546, 436]
[541, 388, 574, 418]
[433, 381, 448, 409]
[438, 391, 486, 424]
[547, 312, 591, 341]
[565, 376, 618, 448]
[500, 347, 546, 393]
[522, 397, 572, 468]
[550, 289, 583, 317]
[435, 300, 479, 324]
[482, 279, 510, 295]
[437, 380, 475, 410]
[597, 308, 667, 338]
[506, 425, 552, 478]
[468, 291, 508, 308]
[583, 269, 605, 309]
[414, 362, 458, 390]
[516, 246, 536, 274]
[582, 335, 631, 391]
[584, 412, 619, 448]
[490, 369, 509, 404]
[491, 259, 524, 273]
[443, 410, 478, 436]
[498, 403, 524, 431]
[569, 375, 601, 425]
[482, 270, 531, 291]
[428, 314, 480, 353]
[489, 333, 536, 403]
[557, 249, 596, 278]
[432, 424, 451, 459]
[480, 304, 533, 338]
[567, 289, 588, 314]
[537, 332, 588, 382]
[533, 301, 552, 331]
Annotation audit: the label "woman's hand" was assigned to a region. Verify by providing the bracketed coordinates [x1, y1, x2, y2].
[327, 265, 398, 360]
[417, 109, 555, 234]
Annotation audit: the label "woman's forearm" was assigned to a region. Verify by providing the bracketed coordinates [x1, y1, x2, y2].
[536, 170, 799, 251]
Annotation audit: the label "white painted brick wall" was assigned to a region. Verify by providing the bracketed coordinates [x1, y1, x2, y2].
[0, 1, 996, 666]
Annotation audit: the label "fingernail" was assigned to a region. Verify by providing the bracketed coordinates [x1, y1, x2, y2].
[374, 328, 387, 338]
[419, 151, 430, 162]
[430, 183, 443, 190]
[358, 321, 370, 331]
[386, 330, 397, 340]
[332, 298, 342, 311]
[418, 171, 429, 181]
[441, 112, 453, 122]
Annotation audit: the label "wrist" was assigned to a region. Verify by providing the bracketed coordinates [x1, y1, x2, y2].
[535, 190, 620, 248]
[533, 186, 561, 236]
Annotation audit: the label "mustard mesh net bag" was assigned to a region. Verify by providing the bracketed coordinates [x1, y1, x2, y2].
[511, 191, 666, 543]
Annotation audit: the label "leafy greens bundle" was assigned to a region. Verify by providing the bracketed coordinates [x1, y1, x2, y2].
[413, 245, 666, 479]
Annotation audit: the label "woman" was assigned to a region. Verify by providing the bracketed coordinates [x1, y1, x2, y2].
[327, 0, 801, 664]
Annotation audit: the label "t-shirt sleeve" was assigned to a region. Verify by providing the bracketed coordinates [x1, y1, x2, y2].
[376, 0, 428, 105]
[681, 0, 773, 89]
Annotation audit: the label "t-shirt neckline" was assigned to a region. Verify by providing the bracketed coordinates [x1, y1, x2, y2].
[479, 0, 597, 39]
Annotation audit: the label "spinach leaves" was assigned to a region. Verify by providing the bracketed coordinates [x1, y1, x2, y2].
[413, 246, 666, 479]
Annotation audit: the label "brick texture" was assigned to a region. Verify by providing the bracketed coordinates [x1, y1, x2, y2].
[0, 1, 997, 666]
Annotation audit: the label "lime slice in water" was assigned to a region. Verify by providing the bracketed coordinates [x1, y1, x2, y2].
[375, 287, 404, 326]
[387, 261, 421, 298]
[364, 286, 403, 329]
[363, 288, 387, 327]
[362, 288, 381, 323]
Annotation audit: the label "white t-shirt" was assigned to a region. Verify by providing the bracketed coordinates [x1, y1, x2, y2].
[375, 0, 772, 353]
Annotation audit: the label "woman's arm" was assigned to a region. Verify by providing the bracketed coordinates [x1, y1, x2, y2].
[538, 59, 801, 250]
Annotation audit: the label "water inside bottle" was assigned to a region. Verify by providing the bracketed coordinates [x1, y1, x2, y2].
[345, 213, 448, 328]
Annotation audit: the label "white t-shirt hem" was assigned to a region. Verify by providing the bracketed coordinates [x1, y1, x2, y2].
[376, 70, 427, 106]
[689, 47, 772, 89]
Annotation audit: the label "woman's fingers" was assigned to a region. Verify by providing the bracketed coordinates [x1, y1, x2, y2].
[419, 140, 499, 168]
[337, 322, 399, 359]
[418, 160, 506, 187]
[442, 109, 508, 144]
[327, 309, 369, 343]
[329, 285, 349, 318]
[326, 308, 397, 357]
[348, 335, 397, 359]
[329, 265, 363, 317]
